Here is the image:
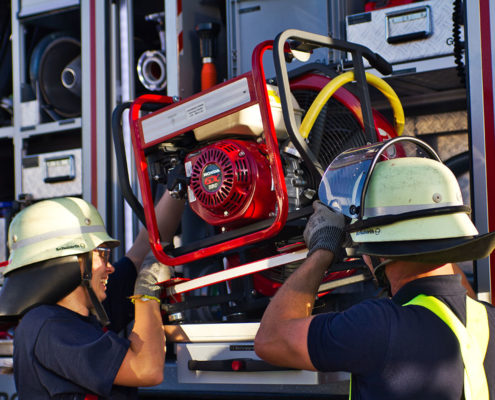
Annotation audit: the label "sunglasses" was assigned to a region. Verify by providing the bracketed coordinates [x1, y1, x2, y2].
[93, 246, 111, 265]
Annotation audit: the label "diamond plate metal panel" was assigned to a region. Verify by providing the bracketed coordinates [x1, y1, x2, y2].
[21, 148, 82, 200]
[346, 0, 460, 65]
[405, 111, 468, 136]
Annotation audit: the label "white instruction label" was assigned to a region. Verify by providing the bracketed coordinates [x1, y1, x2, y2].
[141, 77, 252, 144]
[186, 103, 206, 119]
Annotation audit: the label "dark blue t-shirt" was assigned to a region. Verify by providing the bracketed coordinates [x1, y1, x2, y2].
[308, 275, 495, 399]
[13, 256, 138, 399]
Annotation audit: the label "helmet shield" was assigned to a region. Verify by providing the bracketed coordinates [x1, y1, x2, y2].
[319, 137, 441, 219]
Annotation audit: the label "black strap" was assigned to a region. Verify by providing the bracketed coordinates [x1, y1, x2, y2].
[346, 205, 471, 233]
[80, 253, 110, 327]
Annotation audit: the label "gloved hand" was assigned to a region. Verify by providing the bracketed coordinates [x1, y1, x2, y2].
[303, 200, 346, 257]
[133, 256, 173, 303]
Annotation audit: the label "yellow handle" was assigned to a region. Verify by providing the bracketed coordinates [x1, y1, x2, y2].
[299, 71, 405, 139]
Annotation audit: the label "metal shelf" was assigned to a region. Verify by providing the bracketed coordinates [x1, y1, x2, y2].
[18, 118, 81, 138]
[367, 55, 458, 78]
[17, 0, 79, 19]
[0, 126, 14, 139]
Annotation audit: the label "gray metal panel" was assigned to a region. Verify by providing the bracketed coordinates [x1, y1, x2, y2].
[176, 342, 339, 385]
[11, 1, 23, 199]
[141, 361, 350, 396]
[18, 0, 79, 17]
[227, 0, 331, 79]
[346, 0, 459, 66]
[81, 1, 110, 222]
[112, 0, 136, 258]
[465, 0, 494, 298]
[165, 0, 180, 97]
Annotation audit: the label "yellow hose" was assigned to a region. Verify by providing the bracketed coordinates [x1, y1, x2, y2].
[299, 71, 405, 139]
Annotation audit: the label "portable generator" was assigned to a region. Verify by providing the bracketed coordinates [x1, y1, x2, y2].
[112, 30, 403, 321]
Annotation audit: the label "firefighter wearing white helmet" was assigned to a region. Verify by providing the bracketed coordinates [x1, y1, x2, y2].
[255, 137, 495, 400]
[0, 194, 184, 399]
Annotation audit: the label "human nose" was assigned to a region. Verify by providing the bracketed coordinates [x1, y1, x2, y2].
[107, 262, 115, 274]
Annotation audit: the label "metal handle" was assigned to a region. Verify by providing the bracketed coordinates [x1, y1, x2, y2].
[273, 29, 394, 172]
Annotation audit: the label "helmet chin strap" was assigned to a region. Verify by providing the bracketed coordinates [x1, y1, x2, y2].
[80, 253, 110, 327]
[371, 257, 393, 297]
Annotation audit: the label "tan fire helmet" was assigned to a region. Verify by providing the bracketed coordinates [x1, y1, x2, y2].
[0, 197, 119, 323]
[6, 196, 119, 275]
[319, 137, 495, 264]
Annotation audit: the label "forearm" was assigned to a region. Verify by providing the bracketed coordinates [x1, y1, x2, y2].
[115, 300, 165, 386]
[262, 250, 332, 320]
[126, 191, 185, 270]
[155, 191, 185, 244]
[255, 249, 334, 368]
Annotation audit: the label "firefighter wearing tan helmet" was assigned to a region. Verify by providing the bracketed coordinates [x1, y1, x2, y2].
[0, 194, 183, 399]
[255, 137, 495, 400]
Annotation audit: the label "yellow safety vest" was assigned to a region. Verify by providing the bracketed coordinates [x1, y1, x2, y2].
[349, 295, 490, 400]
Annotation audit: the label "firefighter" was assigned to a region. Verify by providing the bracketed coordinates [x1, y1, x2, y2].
[1, 193, 183, 399]
[255, 139, 495, 399]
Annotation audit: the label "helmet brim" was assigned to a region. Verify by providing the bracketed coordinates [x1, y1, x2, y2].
[353, 231, 495, 264]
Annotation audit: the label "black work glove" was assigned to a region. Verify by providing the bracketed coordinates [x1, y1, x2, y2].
[303, 200, 345, 257]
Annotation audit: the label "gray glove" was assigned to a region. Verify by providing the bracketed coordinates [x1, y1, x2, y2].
[303, 200, 345, 257]
[134, 255, 173, 301]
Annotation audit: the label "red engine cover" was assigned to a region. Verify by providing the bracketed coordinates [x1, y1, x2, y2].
[185, 139, 276, 228]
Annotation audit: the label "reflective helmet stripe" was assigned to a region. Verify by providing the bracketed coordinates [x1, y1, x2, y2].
[10, 226, 108, 250]
[404, 295, 489, 400]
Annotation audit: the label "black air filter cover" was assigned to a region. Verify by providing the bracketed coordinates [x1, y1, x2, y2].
[293, 90, 367, 170]
[30, 33, 81, 118]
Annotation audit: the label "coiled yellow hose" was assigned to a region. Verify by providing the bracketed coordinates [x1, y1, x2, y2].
[299, 71, 404, 139]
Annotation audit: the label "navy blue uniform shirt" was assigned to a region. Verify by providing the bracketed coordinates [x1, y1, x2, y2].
[308, 274, 495, 399]
[13, 256, 138, 399]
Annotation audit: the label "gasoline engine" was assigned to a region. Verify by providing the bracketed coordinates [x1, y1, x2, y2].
[150, 85, 312, 234]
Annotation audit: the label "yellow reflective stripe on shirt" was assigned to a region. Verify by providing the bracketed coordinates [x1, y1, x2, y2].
[404, 295, 489, 400]
[348, 295, 489, 400]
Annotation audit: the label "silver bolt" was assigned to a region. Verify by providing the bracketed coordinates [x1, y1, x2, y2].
[432, 193, 442, 203]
